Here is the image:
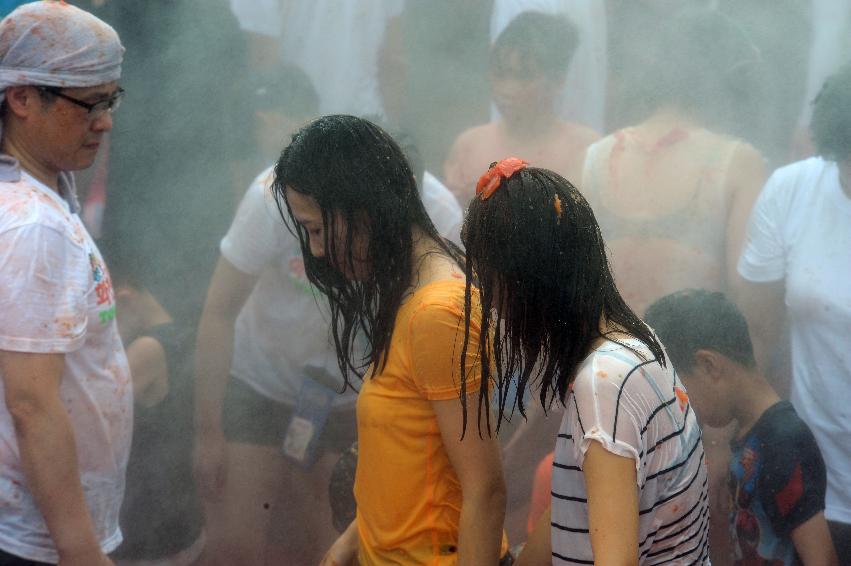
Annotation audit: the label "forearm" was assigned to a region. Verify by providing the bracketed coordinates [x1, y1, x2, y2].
[516, 507, 552, 566]
[194, 312, 236, 434]
[791, 513, 839, 566]
[457, 487, 506, 566]
[13, 401, 101, 558]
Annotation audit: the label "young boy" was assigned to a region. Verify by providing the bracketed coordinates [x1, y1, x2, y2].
[645, 289, 838, 566]
[443, 10, 599, 205]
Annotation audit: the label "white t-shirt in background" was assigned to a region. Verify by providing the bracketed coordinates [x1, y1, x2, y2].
[228, 0, 403, 118]
[738, 156, 851, 524]
[220, 167, 463, 408]
[421, 171, 463, 246]
[0, 172, 132, 563]
[552, 339, 709, 564]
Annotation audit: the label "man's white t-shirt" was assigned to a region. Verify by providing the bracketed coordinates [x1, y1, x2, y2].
[220, 167, 462, 408]
[738, 156, 851, 524]
[552, 339, 709, 564]
[0, 172, 133, 563]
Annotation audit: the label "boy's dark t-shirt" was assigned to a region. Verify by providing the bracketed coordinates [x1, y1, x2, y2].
[729, 400, 826, 566]
[113, 322, 203, 560]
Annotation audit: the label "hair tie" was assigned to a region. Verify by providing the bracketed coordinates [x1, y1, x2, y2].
[475, 157, 529, 200]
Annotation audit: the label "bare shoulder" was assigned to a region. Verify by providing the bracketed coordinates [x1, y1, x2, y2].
[560, 122, 602, 146]
[451, 122, 500, 150]
[727, 139, 767, 194]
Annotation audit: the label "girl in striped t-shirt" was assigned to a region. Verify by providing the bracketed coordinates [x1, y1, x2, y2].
[461, 158, 709, 565]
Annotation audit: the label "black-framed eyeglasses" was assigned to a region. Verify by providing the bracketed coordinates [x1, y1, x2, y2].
[37, 86, 125, 117]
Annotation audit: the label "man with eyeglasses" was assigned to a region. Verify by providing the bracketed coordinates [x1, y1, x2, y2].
[0, 2, 131, 565]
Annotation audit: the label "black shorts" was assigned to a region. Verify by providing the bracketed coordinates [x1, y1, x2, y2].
[0, 549, 52, 565]
[222, 376, 357, 455]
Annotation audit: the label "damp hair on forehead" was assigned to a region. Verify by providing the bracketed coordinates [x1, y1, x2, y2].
[271, 114, 463, 387]
[490, 10, 579, 80]
[644, 289, 756, 374]
[460, 167, 665, 433]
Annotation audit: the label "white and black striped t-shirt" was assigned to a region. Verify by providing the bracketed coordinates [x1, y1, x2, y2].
[551, 339, 709, 565]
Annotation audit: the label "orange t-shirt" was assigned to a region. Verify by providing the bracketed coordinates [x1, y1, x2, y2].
[354, 280, 506, 565]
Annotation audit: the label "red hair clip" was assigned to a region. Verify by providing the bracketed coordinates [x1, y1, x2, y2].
[475, 157, 529, 200]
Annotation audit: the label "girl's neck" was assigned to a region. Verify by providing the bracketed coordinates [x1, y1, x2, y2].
[409, 227, 463, 290]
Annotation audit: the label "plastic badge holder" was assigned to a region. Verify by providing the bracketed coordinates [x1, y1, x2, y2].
[282, 378, 335, 468]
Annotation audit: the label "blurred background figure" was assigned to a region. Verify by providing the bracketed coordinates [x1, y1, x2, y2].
[444, 11, 599, 206]
[792, 0, 851, 159]
[192, 69, 350, 566]
[737, 62, 851, 563]
[105, 246, 204, 566]
[95, 0, 249, 329]
[582, 6, 766, 315]
[238, 64, 320, 196]
[228, 0, 402, 118]
[714, 0, 813, 168]
[607, 0, 812, 170]
[490, 0, 607, 133]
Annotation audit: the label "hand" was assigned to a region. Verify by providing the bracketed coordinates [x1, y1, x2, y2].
[319, 528, 358, 566]
[194, 428, 227, 501]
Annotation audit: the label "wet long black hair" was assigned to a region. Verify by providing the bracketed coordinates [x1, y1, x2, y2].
[272, 115, 463, 385]
[461, 166, 665, 432]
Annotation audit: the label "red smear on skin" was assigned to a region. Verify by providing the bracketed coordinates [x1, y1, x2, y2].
[644, 127, 690, 178]
[451, 272, 462, 279]
[654, 128, 689, 150]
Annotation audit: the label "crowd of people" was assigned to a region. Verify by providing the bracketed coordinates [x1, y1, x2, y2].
[0, 1, 849, 565]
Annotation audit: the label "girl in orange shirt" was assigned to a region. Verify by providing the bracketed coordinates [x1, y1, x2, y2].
[272, 115, 508, 566]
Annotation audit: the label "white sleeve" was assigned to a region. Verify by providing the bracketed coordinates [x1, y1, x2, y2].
[737, 171, 788, 283]
[220, 170, 286, 276]
[569, 355, 651, 484]
[228, 0, 282, 37]
[421, 171, 463, 245]
[0, 224, 89, 353]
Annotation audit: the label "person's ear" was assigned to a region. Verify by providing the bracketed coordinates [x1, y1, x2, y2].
[692, 349, 727, 383]
[4, 86, 37, 119]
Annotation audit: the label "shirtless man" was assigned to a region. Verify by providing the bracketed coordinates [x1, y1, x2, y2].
[444, 11, 599, 206]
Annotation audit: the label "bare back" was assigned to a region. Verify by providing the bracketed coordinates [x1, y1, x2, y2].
[581, 122, 763, 315]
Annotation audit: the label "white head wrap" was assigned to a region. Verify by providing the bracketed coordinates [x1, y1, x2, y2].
[0, 0, 124, 193]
